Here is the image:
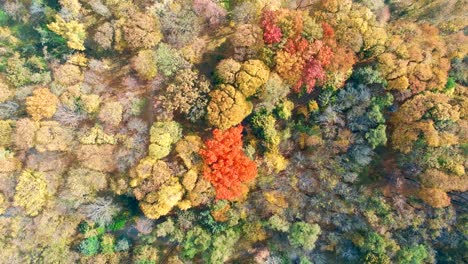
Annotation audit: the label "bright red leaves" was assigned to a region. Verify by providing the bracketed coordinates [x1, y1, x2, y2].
[261, 10, 282, 44]
[200, 125, 257, 200]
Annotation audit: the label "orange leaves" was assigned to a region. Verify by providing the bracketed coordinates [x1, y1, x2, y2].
[379, 22, 450, 95]
[200, 125, 257, 200]
[262, 8, 356, 92]
[25, 88, 58, 121]
[419, 188, 451, 208]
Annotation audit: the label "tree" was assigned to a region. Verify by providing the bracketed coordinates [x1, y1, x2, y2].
[81, 197, 119, 225]
[131, 158, 173, 193]
[288, 222, 321, 251]
[133, 245, 159, 263]
[60, 167, 108, 208]
[297, 57, 326, 93]
[235, 60, 270, 97]
[378, 22, 449, 95]
[5, 53, 33, 88]
[208, 229, 240, 263]
[182, 226, 211, 259]
[139, 176, 184, 219]
[419, 188, 451, 208]
[122, 12, 162, 50]
[52, 63, 83, 87]
[397, 245, 428, 264]
[0, 147, 21, 173]
[148, 121, 182, 160]
[230, 24, 263, 60]
[257, 73, 290, 111]
[100, 234, 115, 254]
[26, 88, 58, 121]
[80, 125, 116, 145]
[35, 121, 74, 152]
[155, 43, 187, 77]
[76, 144, 117, 172]
[98, 101, 123, 127]
[131, 49, 158, 80]
[13, 170, 49, 216]
[13, 118, 37, 150]
[365, 124, 387, 149]
[78, 236, 100, 256]
[215, 58, 241, 84]
[391, 92, 460, 153]
[80, 94, 101, 114]
[0, 77, 13, 103]
[47, 14, 86, 50]
[259, 8, 357, 92]
[0, 120, 13, 147]
[200, 125, 257, 200]
[207, 84, 253, 130]
[358, 232, 393, 264]
[159, 7, 201, 47]
[160, 69, 211, 120]
[260, 9, 282, 44]
[313, 0, 387, 56]
[93, 22, 113, 49]
[193, 0, 227, 27]
[251, 110, 280, 151]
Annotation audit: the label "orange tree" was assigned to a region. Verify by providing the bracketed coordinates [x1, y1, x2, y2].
[199, 125, 257, 200]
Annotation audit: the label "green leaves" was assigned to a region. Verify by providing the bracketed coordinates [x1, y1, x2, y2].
[288, 222, 321, 251]
[78, 236, 100, 256]
[397, 245, 428, 264]
[366, 124, 387, 149]
[182, 227, 211, 259]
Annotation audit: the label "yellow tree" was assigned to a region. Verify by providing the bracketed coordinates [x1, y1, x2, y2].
[47, 15, 86, 51]
[207, 84, 253, 130]
[14, 170, 49, 216]
[26, 88, 59, 121]
[391, 92, 460, 153]
[378, 22, 450, 94]
[122, 12, 162, 50]
[236, 60, 270, 97]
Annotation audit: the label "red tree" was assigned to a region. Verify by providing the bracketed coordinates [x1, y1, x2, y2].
[200, 125, 257, 200]
[261, 10, 282, 44]
[294, 58, 326, 93]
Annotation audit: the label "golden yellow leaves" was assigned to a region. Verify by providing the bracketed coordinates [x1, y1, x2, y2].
[26, 88, 58, 121]
[47, 15, 86, 51]
[207, 84, 253, 130]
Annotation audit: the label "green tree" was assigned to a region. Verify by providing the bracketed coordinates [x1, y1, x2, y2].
[366, 124, 387, 149]
[155, 43, 186, 77]
[397, 245, 428, 264]
[208, 229, 240, 264]
[182, 226, 211, 259]
[288, 222, 321, 251]
[78, 236, 100, 256]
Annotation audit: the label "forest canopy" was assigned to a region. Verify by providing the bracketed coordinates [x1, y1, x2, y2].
[0, 0, 466, 263]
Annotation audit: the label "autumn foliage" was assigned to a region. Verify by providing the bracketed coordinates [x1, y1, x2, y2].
[261, 8, 356, 93]
[200, 125, 257, 200]
[260, 10, 282, 44]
